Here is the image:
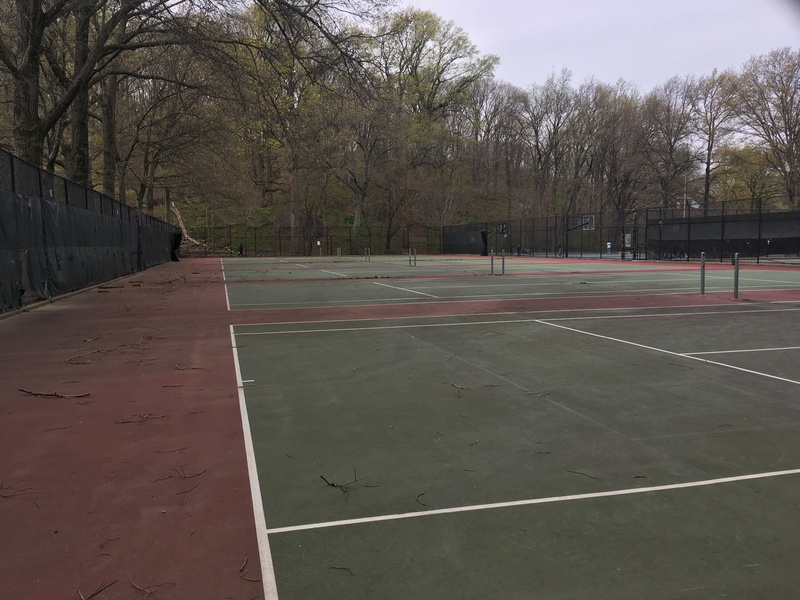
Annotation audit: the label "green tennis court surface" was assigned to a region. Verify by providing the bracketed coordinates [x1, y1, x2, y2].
[227, 258, 800, 599]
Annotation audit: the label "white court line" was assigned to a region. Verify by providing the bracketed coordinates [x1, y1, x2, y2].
[321, 270, 347, 277]
[373, 281, 439, 298]
[686, 346, 800, 356]
[293, 263, 310, 269]
[236, 318, 536, 336]
[232, 302, 778, 331]
[543, 306, 800, 322]
[266, 468, 800, 535]
[536, 320, 800, 386]
[220, 257, 226, 281]
[233, 306, 800, 336]
[230, 327, 279, 600]
[225, 284, 231, 312]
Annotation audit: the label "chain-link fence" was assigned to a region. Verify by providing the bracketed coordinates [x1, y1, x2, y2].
[0, 148, 180, 312]
[443, 201, 800, 263]
[182, 223, 443, 257]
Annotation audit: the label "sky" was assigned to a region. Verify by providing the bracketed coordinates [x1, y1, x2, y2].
[399, 0, 800, 92]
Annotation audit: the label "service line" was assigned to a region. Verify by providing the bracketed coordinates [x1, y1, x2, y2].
[373, 281, 439, 298]
[266, 468, 800, 535]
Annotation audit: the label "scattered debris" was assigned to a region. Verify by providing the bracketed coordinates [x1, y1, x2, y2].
[154, 466, 206, 482]
[329, 566, 354, 576]
[115, 413, 166, 424]
[99, 537, 120, 550]
[43, 425, 74, 433]
[415, 493, 429, 507]
[567, 470, 602, 481]
[19, 388, 90, 399]
[131, 581, 176, 599]
[0, 480, 49, 499]
[78, 579, 117, 600]
[320, 469, 368, 501]
[153, 445, 188, 454]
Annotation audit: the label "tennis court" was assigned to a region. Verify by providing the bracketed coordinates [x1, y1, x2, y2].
[2, 255, 799, 599]
[226, 256, 800, 599]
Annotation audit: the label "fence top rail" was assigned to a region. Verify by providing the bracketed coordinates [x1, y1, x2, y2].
[0, 147, 177, 233]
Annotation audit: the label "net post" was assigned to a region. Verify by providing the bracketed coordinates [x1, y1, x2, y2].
[408, 248, 412, 266]
[501, 250, 506, 275]
[490, 250, 494, 274]
[733, 252, 740, 299]
[413, 248, 417, 267]
[700, 252, 706, 295]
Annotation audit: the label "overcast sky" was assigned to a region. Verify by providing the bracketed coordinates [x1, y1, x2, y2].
[399, 0, 800, 92]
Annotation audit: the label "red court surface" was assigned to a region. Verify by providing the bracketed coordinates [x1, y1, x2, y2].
[0, 259, 261, 599]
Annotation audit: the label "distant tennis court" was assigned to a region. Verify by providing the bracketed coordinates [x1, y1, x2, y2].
[226, 255, 800, 599]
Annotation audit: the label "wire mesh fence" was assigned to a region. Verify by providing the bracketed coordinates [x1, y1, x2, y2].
[443, 201, 800, 264]
[0, 148, 180, 312]
[182, 223, 443, 257]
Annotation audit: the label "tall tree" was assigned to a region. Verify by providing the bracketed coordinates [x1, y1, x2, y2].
[689, 70, 735, 214]
[731, 47, 800, 207]
[640, 76, 698, 208]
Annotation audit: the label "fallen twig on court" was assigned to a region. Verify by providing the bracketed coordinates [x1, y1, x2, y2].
[153, 445, 189, 454]
[43, 425, 74, 432]
[77, 579, 117, 599]
[415, 493, 429, 507]
[19, 388, 90, 399]
[99, 537, 120, 550]
[154, 466, 206, 482]
[567, 470, 601, 481]
[451, 382, 464, 397]
[329, 566, 354, 576]
[176, 484, 199, 496]
[68, 349, 104, 363]
[115, 413, 166, 424]
[240, 557, 249, 572]
[239, 572, 261, 582]
[0, 480, 49, 499]
[173, 364, 211, 371]
[131, 581, 176, 599]
[320, 469, 369, 501]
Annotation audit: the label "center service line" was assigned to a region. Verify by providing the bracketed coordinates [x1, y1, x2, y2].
[373, 281, 439, 298]
[536, 320, 800, 386]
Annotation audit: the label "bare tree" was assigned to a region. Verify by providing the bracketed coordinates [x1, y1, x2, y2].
[689, 70, 735, 214]
[731, 47, 800, 207]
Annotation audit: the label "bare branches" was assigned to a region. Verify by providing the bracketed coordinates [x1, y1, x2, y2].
[115, 413, 166, 424]
[18, 388, 90, 399]
[319, 468, 369, 501]
[77, 579, 117, 600]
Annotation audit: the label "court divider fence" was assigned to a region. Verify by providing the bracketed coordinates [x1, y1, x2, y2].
[443, 199, 800, 262]
[0, 148, 180, 313]
[182, 223, 443, 258]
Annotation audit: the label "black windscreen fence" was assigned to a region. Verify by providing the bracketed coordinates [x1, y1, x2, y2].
[1, 149, 180, 313]
[444, 205, 800, 262]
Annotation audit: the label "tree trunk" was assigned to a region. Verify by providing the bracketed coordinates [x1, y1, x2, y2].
[11, 1, 46, 165]
[67, 2, 92, 185]
[101, 75, 119, 197]
[350, 192, 365, 255]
